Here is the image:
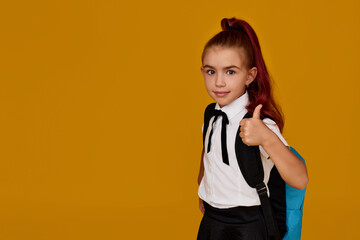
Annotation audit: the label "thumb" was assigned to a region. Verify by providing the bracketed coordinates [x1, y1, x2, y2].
[252, 104, 262, 119]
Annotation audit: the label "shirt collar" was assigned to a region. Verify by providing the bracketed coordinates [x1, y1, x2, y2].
[215, 90, 249, 120]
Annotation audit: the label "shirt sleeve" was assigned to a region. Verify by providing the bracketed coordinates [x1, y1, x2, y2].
[259, 118, 289, 160]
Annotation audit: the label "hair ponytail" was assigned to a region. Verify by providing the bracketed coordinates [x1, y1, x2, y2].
[201, 17, 285, 132]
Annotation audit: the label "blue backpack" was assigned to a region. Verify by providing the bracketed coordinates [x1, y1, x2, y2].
[203, 103, 306, 240]
[283, 146, 306, 240]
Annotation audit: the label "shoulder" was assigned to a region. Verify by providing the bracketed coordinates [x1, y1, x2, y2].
[204, 103, 216, 114]
[259, 117, 289, 160]
[203, 102, 216, 124]
[262, 117, 289, 147]
[202, 103, 216, 133]
[262, 117, 278, 130]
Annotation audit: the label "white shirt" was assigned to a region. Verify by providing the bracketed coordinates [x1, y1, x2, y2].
[198, 90, 289, 208]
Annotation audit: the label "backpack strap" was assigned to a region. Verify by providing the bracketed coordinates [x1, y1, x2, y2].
[235, 112, 281, 240]
[261, 115, 287, 238]
[202, 103, 216, 148]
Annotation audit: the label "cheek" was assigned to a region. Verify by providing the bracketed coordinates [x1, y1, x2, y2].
[232, 78, 246, 89]
[204, 78, 212, 89]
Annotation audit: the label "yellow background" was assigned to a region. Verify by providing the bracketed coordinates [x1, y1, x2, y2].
[0, 0, 359, 239]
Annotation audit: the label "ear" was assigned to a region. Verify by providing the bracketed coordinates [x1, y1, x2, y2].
[200, 66, 206, 76]
[246, 67, 258, 85]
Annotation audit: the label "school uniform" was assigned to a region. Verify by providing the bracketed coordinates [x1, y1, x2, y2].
[197, 90, 289, 240]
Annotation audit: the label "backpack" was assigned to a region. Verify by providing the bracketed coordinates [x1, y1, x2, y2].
[202, 103, 306, 240]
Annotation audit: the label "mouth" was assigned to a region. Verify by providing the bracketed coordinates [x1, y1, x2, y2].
[214, 91, 230, 97]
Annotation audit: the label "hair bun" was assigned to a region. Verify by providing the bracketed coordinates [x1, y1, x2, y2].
[221, 17, 237, 31]
[221, 17, 248, 36]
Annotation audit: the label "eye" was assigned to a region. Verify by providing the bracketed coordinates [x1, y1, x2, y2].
[206, 70, 215, 75]
[226, 70, 235, 75]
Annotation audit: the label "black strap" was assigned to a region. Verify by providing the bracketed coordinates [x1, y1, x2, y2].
[235, 112, 264, 187]
[202, 103, 216, 146]
[235, 111, 281, 240]
[256, 183, 281, 240]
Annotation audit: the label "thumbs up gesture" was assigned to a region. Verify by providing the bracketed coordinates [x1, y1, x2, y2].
[239, 104, 272, 146]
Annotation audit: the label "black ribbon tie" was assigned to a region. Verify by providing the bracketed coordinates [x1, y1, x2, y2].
[206, 109, 230, 165]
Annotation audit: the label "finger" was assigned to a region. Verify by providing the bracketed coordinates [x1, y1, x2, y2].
[252, 104, 263, 119]
[240, 125, 246, 134]
[239, 131, 244, 138]
[239, 119, 246, 126]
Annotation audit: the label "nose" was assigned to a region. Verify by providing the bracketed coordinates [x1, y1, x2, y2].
[215, 74, 226, 87]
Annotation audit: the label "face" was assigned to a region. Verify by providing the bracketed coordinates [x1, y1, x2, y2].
[201, 46, 257, 108]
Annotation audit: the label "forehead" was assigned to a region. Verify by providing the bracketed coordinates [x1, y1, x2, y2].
[203, 46, 247, 68]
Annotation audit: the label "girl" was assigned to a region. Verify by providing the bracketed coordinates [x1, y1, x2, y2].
[197, 17, 308, 240]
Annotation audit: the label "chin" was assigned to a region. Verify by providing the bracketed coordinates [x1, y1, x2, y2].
[216, 99, 230, 108]
[211, 94, 233, 107]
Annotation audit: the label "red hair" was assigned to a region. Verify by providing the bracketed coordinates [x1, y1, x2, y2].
[201, 17, 285, 132]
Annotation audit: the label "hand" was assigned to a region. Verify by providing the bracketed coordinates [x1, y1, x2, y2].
[199, 198, 205, 214]
[239, 104, 273, 146]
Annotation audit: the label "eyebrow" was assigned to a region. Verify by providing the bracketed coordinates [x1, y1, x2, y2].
[202, 64, 241, 70]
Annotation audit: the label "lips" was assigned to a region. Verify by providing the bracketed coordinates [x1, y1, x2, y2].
[214, 91, 230, 97]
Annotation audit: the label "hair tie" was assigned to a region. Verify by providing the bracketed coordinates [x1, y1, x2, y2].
[225, 21, 246, 34]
